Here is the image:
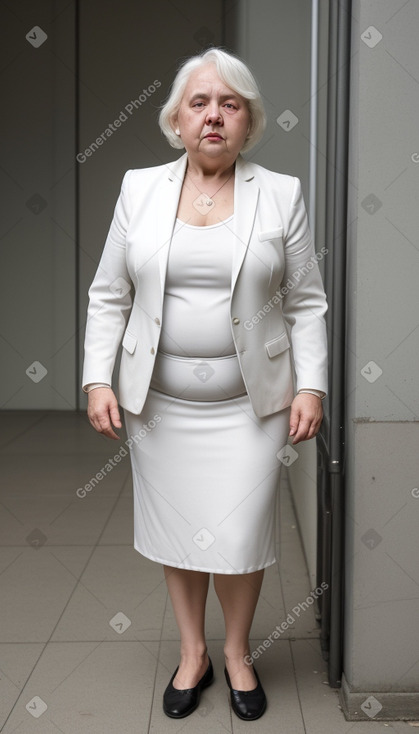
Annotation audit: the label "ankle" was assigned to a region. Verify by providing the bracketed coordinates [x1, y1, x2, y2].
[179, 644, 208, 662]
[224, 648, 251, 666]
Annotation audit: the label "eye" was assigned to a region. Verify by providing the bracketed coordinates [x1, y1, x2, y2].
[224, 103, 237, 110]
[193, 101, 205, 108]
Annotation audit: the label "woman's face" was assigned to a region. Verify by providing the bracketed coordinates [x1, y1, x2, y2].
[173, 63, 251, 165]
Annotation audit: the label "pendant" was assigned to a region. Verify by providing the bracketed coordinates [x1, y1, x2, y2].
[193, 193, 214, 214]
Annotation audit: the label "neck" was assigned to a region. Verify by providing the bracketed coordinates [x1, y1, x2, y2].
[185, 156, 236, 182]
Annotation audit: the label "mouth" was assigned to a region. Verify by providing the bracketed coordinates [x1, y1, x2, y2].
[204, 133, 224, 140]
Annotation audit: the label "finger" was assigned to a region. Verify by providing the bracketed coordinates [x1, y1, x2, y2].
[289, 406, 301, 437]
[88, 411, 106, 433]
[101, 407, 122, 439]
[97, 422, 120, 440]
[292, 416, 321, 444]
[291, 416, 312, 444]
[97, 412, 115, 435]
[109, 402, 122, 428]
[90, 410, 114, 437]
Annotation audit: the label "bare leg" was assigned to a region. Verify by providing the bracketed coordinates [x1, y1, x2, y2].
[213, 569, 264, 690]
[163, 565, 210, 689]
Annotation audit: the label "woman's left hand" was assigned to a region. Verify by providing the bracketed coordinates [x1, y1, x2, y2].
[288, 393, 323, 444]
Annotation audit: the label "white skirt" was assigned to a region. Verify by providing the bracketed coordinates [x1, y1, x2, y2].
[123, 351, 291, 574]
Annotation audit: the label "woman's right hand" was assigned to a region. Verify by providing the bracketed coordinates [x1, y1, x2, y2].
[87, 387, 122, 440]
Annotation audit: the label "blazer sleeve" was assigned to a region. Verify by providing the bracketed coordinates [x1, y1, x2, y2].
[281, 177, 328, 396]
[81, 170, 133, 391]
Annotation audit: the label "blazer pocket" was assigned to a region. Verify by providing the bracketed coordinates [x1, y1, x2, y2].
[265, 331, 290, 358]
[122, 329, 137, 355]
[258, 227, 283, 242]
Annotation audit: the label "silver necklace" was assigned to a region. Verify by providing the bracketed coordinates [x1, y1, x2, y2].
[186, 169, 234, 210]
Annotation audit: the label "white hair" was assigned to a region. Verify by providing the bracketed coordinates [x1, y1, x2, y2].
[158, 47, 266, 153]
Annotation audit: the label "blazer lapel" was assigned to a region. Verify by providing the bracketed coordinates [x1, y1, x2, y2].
[231, 154, 259, 293]
[156, 152, 188, 299]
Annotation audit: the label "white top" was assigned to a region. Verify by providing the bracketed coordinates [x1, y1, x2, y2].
[158, 216, 236, 358]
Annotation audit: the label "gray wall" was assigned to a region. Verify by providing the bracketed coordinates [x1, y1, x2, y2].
[341, 0, 419, 718]
[1, 0, 76, 409]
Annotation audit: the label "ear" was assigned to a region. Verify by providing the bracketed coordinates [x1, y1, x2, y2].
[246, 116, 252, 137]
[170, 113, 179, 134]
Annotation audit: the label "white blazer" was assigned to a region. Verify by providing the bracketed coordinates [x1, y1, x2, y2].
[82, 152, 328, 418]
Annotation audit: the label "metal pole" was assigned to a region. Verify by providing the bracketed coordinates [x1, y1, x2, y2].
[327, 0, 352, 688]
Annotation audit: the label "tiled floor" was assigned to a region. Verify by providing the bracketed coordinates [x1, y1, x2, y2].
[0, 411, 413, 733]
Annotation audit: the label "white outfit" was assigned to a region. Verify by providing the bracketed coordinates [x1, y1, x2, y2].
[122, 217, 291, 573]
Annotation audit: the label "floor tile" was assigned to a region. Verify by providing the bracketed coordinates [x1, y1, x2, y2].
[0, 546, 93, 642]
[98, 491, 134, 545]
[51, 546, 167, 642]
[1, 641, 159, 733]
[0, 493, 126, 547]
[0, 643, 44, 727]
[0, 411, 47, 449]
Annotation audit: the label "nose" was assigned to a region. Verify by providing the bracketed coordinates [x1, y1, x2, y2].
[205, 102, 223, 126]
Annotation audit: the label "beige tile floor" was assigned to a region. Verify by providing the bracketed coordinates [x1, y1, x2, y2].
[0, 411, 414, 733]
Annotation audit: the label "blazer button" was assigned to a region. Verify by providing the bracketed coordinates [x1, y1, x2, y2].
[232, 317, 240, 325]
[154, 317, 161, 325]
[150, 347, 155, 355]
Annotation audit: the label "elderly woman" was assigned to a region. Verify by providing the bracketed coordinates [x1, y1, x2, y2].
[82, 47, 327, 721]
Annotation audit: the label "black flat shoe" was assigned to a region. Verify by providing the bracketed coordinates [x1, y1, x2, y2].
[163, 657, 214, 719]
[224, 665, 267, 721]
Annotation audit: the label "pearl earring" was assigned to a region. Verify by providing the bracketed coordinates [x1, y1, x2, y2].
[175, 128, 180, 135]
